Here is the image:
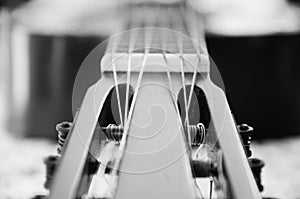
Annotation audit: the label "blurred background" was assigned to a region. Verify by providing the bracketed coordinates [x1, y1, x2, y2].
[0, 0, 300, 198]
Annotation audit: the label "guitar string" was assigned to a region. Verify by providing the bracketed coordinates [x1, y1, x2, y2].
[169, 6, 192, 147]
[111, 35, 124, 128]
[94, 5, 208, 198]
[121, 4, 154, 149]
[179, 8, 194, 148]
[187, 13, 201, 113]
[184, 10, 214, 198]
[159, 6, 176, 102]
[180, 6, 201, 113]
[172, 7, 204, 199]
[124, 5, 140, 125]
[184, 8, 211, 198]
[159, 6, 183, 123]
[122, 4, 154, 132]
[113, 5, 154, 175]
[110, 4, 140, 177]
[111, 7, 205, 198]
[95, 10, 134, 191]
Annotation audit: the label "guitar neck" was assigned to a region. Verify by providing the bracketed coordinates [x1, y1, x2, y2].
[101, 3, 209, 74]
[107, 3, 207, 54]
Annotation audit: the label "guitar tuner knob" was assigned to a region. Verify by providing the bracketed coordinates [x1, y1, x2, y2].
[248, 158, 265, 192]
[43, 155, 60, 189]
[103, 124, 123, 143]
[56, 121, 73, 154]
[186, 123, 207, 146]
[237, 123, 253, 157]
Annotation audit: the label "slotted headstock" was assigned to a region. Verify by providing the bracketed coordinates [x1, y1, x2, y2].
[46, 2, 262, 199]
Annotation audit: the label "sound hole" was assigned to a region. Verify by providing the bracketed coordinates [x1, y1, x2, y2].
[177, 85, 211, 127]
[98, 84, 134, 127]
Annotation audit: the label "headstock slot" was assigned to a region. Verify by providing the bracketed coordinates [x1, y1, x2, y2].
[98, 84, 134, 128]
[177, 85, 211, 127]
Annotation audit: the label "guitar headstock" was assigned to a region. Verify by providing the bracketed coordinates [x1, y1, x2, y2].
[35, 2, 265, 199]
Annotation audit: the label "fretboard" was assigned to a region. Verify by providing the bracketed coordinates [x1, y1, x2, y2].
[106, 2, 207, 55]
[101, 2, 209, 74]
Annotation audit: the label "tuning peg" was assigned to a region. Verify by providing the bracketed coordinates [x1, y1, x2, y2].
[248, 158, 265, 192]
[237, 123, 253, 157]
[56, 121, 73, 155]
[43, 155, 60, 189]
